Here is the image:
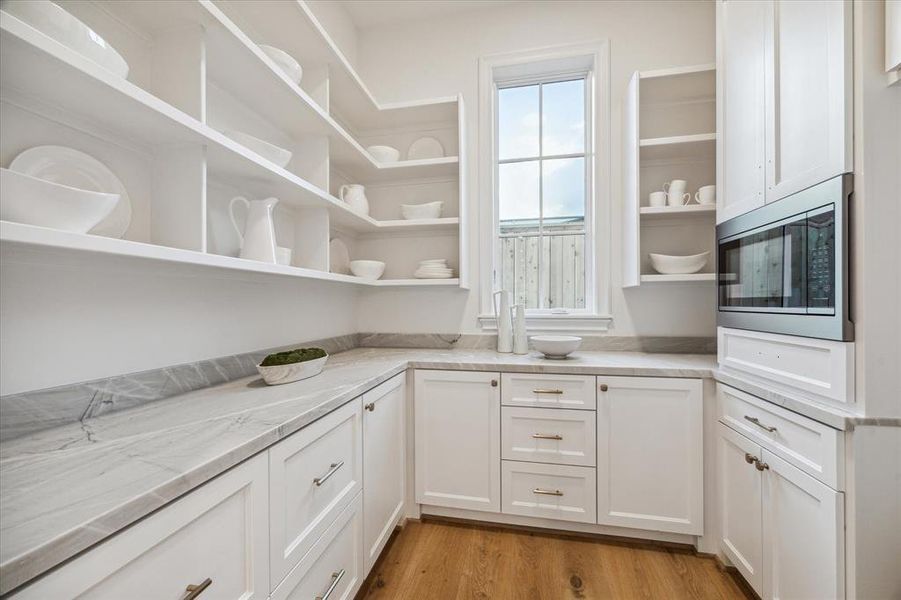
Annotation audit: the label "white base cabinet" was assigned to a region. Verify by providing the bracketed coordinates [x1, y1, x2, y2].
[414, 369, 501, 512]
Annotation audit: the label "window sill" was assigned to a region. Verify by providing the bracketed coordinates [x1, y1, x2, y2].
[478, 313, 613, 334]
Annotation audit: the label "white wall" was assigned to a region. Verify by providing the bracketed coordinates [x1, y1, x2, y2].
[352, 0, 718, 335]
[0, 249, 358, 395]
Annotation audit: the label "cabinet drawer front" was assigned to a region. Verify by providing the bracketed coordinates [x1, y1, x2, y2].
[718, 327, 854, 405]
[501, 406, 596, 466]
[272, 494, 363, 600]
[270, 400, 362, 589]
[13, 454, 269, 600]
[718, 383, 842, 489]
[501, 461, 597, 524]
[502, 374, 596, 410]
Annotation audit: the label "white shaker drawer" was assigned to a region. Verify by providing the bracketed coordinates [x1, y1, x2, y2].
[501, 461, 597, 524]
[501, 406, 596, 466]
[718, 383, 843, 489]
[501, 373, 596, 410]
[271, 493, 363, 600]
[12, 453, 269, 600]
[269, 399, 362, 589]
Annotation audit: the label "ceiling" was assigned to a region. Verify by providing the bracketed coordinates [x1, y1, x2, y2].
[337, 1, 520, 30]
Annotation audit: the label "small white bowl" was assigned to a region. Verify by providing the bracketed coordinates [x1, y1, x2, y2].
[531, 335, 582, 359]
[258, 44, 303, 85]
[401, 201, 443, 220]
[276, 246, 293, 266]
[0, 168, 119, 233]
[225, 130, 293, 168]
[257, 354, 328, 386]
[366, 145, 401, 163]
[349, 260, 386, 280]
[649, 251, 710, 275]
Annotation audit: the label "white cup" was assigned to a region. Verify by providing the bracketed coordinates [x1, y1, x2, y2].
[664, 179, 688, 206]
[649, 191, 667, 207]
[695, 184, 716, 205]
[276, 246, 293, 266]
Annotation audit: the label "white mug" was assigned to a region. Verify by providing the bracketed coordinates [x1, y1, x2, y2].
[663, 179, 688, 206]
[276, 246, 293, 266]
[695, 185, 716, 205]
[649, 191, 667, 207]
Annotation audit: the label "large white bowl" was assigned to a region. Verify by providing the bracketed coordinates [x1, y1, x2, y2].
[2, 0, 129, 78]
[366, 145, 401, 163]
[0, 168, 118, 233]
[401, 201, 443, 220]
[349, 260, 386, 280]
[649, 251, 710, 275]
[257, 354, 327, 386]
[225, 130, 293, 168]
[530, 335, 582, 359]
[259, 44, 303, 85]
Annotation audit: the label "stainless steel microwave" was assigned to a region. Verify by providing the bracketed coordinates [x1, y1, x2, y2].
[716, 174, 853, 341]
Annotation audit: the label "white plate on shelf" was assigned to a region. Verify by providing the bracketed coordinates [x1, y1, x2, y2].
[9, 145, 132, 238]
[407, 136, 445, 160]
[329, 238, 350, 274]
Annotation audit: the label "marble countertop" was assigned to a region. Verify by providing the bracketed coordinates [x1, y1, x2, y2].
[0, 347, 716, 594]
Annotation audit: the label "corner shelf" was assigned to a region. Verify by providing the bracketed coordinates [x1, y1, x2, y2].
[640, 273, 715, 283]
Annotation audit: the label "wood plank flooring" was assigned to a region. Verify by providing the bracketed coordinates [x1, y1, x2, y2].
[358, 518, 755, 600]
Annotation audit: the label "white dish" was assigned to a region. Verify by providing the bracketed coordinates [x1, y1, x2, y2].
[402, 201, 443, 220]
[10, 145, 132, 238]
[407, 136, 445, 160]
[350, 260, 386, 280]
[329, 238, 350, 274]
[531, 335, 582, 359]
[2, 0, 129, 78]
[258, 44, 302, 85]
[225, 130, 292, 168]
[276, 246, 293, 266]
[0, 168, 118, 233]
[649, 251, 710, 275]
[366, 145, 401, 163]
[257, 355, 328, 386]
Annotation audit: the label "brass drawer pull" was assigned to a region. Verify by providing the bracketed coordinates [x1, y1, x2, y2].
[313, 461, 344, 486]
[532, 433, 563, 440]
[532, 488, 564, 496]
[316, 569, 346, 600]
[532, 388, 564, 394]
[755, 461, 770, 471]
[183, 578, 212, 600]
[744, 415, 778, 433]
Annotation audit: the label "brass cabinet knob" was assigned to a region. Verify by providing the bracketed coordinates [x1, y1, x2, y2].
[599, 384, 609, 392]
[364, 402, 375, 412]
[755, 461, 770, 471]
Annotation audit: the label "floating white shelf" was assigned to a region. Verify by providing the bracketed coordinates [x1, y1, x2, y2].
[370, 278, 461, 287]
[639, 133, 716, 161]
[639, 64, 716, 104]
[639, 204, 716, 219]
[640, 273, 716, 283]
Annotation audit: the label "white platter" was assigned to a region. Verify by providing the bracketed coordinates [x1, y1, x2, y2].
[224, 130, 292, 168]
[328, 238, 350, 274]
[9, 145, 132, 238]
[407, 136, 445, 160]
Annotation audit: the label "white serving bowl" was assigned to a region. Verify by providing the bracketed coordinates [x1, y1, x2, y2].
[225, 130, 293, 168]
[259, 44, 303, 85]
[649, 251, 710, 275]
[2, 0, 129, 78]
[0, 168, 118, 233]
[401, 201, 443, 220]
[366, 145, 401, 163]
[349, 260, 386, 280]
[530, 335, 582, 359]
[257, 354, 328, 386]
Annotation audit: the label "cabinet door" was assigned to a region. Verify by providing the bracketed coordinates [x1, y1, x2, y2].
[596, 376, 703, 534]
[761, 450, 844, 600]
[718, 423, 764, 595]
[362, 373, 405, 573]
[717, 0, 768, 223]
[414, 370, 500, 512]
[765, 0, 852, 202]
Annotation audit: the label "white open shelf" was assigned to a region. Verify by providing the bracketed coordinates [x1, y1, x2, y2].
[640, 204, 716, 219]
[639, 133, 716, 161]
[640, 273, 715, 283]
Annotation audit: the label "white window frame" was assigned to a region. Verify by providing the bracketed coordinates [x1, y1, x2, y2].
[478, 41, 612, 333]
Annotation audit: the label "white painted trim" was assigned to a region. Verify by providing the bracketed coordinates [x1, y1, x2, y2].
[478, 313, 612, 333]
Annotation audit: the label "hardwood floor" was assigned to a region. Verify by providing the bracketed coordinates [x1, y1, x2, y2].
[358, 518, 755, 600]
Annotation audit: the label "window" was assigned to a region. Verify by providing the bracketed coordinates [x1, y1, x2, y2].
[496, 77, 589, 311]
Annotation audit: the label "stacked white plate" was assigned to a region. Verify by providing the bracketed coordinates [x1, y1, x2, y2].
[414, 259, 454, 279]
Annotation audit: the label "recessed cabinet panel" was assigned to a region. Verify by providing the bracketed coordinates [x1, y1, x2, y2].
[501, 373, 596, 410]
[501, 406, 597, 467]
[501, 460, 597, 524]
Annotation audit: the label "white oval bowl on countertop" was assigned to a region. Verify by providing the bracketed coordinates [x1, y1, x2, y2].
[257, 354, 328, 386]
[530, 335, 583, 359]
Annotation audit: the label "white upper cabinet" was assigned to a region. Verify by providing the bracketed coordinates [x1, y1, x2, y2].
[717, 0, 768, 223]
[765, 0, 853, 202]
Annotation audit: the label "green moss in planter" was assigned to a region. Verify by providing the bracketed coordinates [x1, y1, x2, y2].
[260, 347, 327, 367]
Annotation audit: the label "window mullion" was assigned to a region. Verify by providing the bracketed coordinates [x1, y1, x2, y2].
[537, 82, 545, 310]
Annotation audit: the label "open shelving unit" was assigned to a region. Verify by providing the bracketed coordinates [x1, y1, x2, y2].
[622, 63, 717, 287]
[0, 0, 467, 288]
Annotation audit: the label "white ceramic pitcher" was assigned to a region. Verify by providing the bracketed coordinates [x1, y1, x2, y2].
[512, 303, 528, 355]
[339, 184, 369, 216]
[229, 196, 278, 263]
[494, 290, 513, 353]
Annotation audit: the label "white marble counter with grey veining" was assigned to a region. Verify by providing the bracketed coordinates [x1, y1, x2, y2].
[0, 347, 717, 594]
